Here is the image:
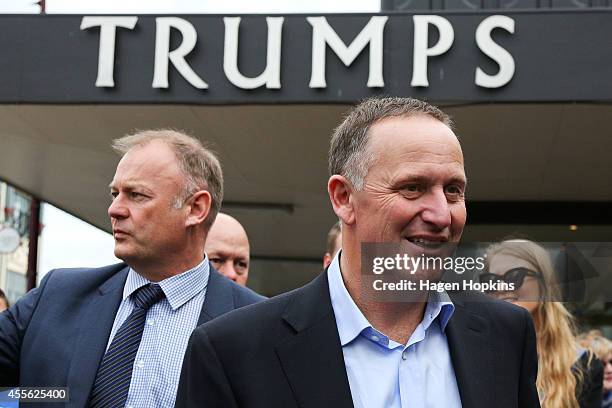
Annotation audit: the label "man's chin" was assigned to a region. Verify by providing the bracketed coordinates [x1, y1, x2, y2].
[400, 239, 457, 259]
[402, 267, 445, 282]
[113, 245, 133, 263]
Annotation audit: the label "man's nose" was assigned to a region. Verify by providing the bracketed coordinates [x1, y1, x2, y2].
[220, 263, 238, 282]
[108, 194, 129, 220]
[420, 188, 452, 229]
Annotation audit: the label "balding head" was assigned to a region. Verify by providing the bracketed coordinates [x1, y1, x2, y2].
[205, 213, 250, 286]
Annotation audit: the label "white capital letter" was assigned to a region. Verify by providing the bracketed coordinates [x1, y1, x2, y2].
[80, 16, 138, 88]
[223, 17, 284, 89]
[411, 15, 454, 87]
[475, 15, 515, 88]
[153, 17, 208, 89]
[307, 16, 388, 88]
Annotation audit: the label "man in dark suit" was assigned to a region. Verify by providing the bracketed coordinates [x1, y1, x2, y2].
[0, 129, 263, 407]
[176, 98, 540, 408]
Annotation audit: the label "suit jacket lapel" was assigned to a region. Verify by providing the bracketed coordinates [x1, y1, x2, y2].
[446, 297, 494, 408]
[275, 272, 354, 408]
[197, 267, 236, 325]
[65, 264, 129, 408]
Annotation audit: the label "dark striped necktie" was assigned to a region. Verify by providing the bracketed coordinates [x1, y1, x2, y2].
[89, 283, 166, 408]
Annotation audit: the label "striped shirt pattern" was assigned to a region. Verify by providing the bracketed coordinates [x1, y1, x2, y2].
[105, 258, 209, 408]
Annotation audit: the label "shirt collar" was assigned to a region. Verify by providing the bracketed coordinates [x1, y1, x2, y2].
[423, 290, 455, 332]
[124, 256, 210, 311]
[328, 250, 371, 346]
[328, 250, 455, 347]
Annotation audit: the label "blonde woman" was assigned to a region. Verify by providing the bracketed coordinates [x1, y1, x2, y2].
[481, 239, 603, 408]
[578, 330, 612, 407]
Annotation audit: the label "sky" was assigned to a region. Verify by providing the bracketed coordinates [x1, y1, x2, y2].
[2, 0, 379, 279]
[38, 204, 119, 279]
[2, 0, 379, 14]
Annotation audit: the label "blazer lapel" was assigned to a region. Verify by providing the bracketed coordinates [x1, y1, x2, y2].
[446, 298, 494, 408]
[275, 272, 354, 408]
[197, 267, 236, 325]
[65, 265, 129, 408]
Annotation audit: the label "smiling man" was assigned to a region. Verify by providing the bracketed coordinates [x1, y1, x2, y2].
[176, 98, 540, 408]
[0, 129, 263, 407]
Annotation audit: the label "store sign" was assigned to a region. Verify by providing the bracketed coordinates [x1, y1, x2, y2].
[80, 15, 515, 90]
[0, 12, 611, 103]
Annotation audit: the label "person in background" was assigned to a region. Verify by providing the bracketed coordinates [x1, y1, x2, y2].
[0, 289, 8, 313]
[205, 212, 250, 286]
[578, 330, 612, 408]
[322, 221, 341, 268]
[482, 239, 603, 408]
[605, 354, 612, 408]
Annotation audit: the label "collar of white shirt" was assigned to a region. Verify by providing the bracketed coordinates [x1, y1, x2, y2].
[123, 257, 210, 311]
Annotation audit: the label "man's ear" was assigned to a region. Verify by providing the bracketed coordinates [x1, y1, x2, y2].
[328, 175, 355, 225]
[185, 190, 212, 227]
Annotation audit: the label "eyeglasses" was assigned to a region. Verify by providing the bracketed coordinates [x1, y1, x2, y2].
[479, 267, 542, 290]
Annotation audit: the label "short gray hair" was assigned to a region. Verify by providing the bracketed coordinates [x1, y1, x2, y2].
[329, 97, 453, 190]
[112, 129, 224, 229]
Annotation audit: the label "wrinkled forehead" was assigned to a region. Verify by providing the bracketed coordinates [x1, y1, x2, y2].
[207, 218, 250, 251]
[205, 236, 250, 257]
[365, 115, 465, 180]
[111, 141, 183, 186]
[118, 140, 178, 169]
[367, 115, 463, 161]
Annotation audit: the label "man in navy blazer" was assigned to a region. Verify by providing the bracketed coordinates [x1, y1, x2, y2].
[0, 129, 263, 407]
[175, 98, 540, 407]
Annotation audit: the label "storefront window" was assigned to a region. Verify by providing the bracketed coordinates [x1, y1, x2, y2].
[0, 183, 30, 306]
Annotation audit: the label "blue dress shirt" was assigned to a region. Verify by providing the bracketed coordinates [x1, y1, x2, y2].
[106, 258, 209, 408]
[328, 251, 462, 408]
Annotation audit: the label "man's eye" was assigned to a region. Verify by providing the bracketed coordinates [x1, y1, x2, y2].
[109, 192, 118, 200]
[401, 184, 423, 196]
[445, 185, 465, 198]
